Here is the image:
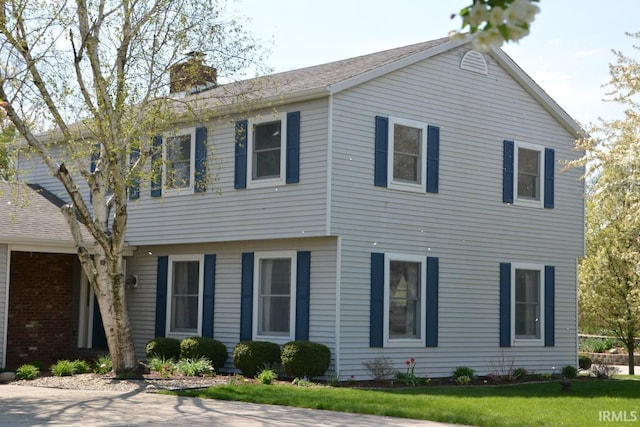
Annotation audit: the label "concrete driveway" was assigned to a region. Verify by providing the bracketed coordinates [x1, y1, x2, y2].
[0, 385, 465, 427]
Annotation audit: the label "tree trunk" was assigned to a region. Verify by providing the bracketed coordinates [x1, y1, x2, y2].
[628, 337, 635, 376]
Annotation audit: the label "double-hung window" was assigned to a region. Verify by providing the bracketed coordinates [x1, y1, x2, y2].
[513, 265, 542, 341]
[384, 253, 426, 345]
[516, 144, 543, 202]
[388, 117, 427, 192]
[253, 251, 296, 341]
[164, 129, 195, 191]
[166, 255, 203, 337]
[247, 113, 287, 188]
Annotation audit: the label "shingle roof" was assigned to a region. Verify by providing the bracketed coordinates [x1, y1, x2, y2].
[0, 181, 92, 246]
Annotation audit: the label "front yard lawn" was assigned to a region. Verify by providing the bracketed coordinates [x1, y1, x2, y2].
[169, 376, 640, 426]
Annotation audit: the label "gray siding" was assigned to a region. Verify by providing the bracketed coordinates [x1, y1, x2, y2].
[125, 99, 329, 245]
[0, 245, 7, 367]
[126, 237, 337, 370]
[330, 46, 583, 378]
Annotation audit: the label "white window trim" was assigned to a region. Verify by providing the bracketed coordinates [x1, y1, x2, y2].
[247, 113, 287, 189]
[165, 254, 204, 340]
[511, 262, 545, 346]
[383, 253, 427, 347]
[162, 128, 196, 195]
[387, 116, 428, 193]
[514, 141, 545, 208]
[252, 250, 297, 343]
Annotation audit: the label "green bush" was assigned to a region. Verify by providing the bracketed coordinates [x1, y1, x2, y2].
[93, 354, 113, 374]
[512, 367, 528, 379]
[281, 341, 331, 379]
[578, 354, 592, 370]
[72, 359, 91, 374]
[562, 365, 578, 379]
[146, 337, 181, 360]
[148, 356, 176, 377]
[232, 341, 281, 377]
[452, 366, 476, 381]
[180, 336, 227, 369]
[51, 360, 75, 377]
[257, 368, 278, 385]
[16, 364, 39, 380]
[176, 357, 215, 377]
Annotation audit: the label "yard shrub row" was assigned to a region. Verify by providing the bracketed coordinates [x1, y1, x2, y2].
[145, 336, 228, 369]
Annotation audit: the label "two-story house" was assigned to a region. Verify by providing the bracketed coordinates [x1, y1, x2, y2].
[0, 37, 584, 378]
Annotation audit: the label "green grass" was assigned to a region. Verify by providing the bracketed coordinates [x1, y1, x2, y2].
[168, 377, 640, 426]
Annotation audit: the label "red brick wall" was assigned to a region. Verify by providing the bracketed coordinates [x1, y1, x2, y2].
[6, 251, 75, 369]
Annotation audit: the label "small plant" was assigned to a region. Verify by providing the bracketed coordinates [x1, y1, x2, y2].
[578, 354, 592, 370]
[327, 372, 340, 387]
[145, 337, 181, 360]
[72, 359, 91, 374]
[51, 360, 75, 377]
[16, 364, 39, 380]
[455, 375, 472, 385]
[292, 377, 313, 387]
[281, 341, 331, 379]
[542, 373, 552, 381]
[148, 356, 176, 377]
[227, 374, 246, 385]
[395, 357, 420, 386]
[362, 357, 396, 381]
[176, 357, 215, 377]
[512, 367, 527, 380]
[562, 365, 578, 379]
[93, 354, 113, 374]
[452, 366, 476, 383]
[256, 368, 277, 385]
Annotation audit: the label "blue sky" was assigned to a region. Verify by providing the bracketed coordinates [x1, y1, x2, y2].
[232, 0, 638, 125]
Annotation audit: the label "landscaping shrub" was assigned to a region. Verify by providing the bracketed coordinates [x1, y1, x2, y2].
[51, 360, 75, 377]
[232, 341, 281, 377]
[578, 354, 592, 370]
[257, 368, 278, 385]
[281, 341, 330, 379]
[452, 366, 476, 382]
[16, 364, 39, 380]
[562, 365, 578, 379]
[362, 357, 396, 381]
[93, 354, 113, 374]
[148, 356, 176, 377]
[512, 367, 528, 380]
[180, 337, 227, 370]
[72, 359, 91, 374]
[146, 337, 181, 360]
[176, 357, 215, 377]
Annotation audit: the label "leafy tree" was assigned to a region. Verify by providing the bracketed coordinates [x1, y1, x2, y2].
[570, 32, 640, 375]
[0, 0, 262, 374]
[451, 0, 540, 51]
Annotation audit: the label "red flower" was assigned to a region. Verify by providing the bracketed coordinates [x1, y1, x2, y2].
[410, 357, 415, 363]
[406, 360, 411, 365]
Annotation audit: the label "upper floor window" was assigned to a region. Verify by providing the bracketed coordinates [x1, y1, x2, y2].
[374, 115, 440, 194]
[165, 129, 195, 190]
[516, 144, 542, 202]
[253, 251, 297, 341]
[166, 255, 204, 338]
[248, 113, 287, 188]
[503, 140, 554, 208]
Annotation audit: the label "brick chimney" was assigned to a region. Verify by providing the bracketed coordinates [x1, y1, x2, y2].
[169, 52, 217, 94]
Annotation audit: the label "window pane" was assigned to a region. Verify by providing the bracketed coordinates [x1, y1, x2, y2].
[253, 121, 282, 180]
[388, 260, 421, 339]
[258, 258, 291, 336]
[393, 125, 421, 184]
[171, 260, 200, 332]
[518, 148, 540, 199]
[166, 135, 191, 188]
[515, 269, 540, 339]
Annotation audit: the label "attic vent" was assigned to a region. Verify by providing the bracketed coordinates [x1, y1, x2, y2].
[460, 50, 488, 75]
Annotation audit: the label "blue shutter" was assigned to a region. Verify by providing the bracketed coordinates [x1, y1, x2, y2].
[503, 140, 514, 204]
[128, 148, 140, 200]
[155, 256, 169, 337]
[545, 265, 555, 346]
[426, 257, 439, 347]
[194, 126, 207, 193]
[239, 252, 254, 341]
[370, 252, 384, 347]
[286, 111, 301, 184]
[426, 126, 440, 194]
[499, 263, 511, 347]
[374, 116, 388, 187]
[234, 120, 248, 189]
[544, 148, 555, 209]
[202, 254, 216, 338]
[295, 251, 311, 340]
[151, 135, 162, 198]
